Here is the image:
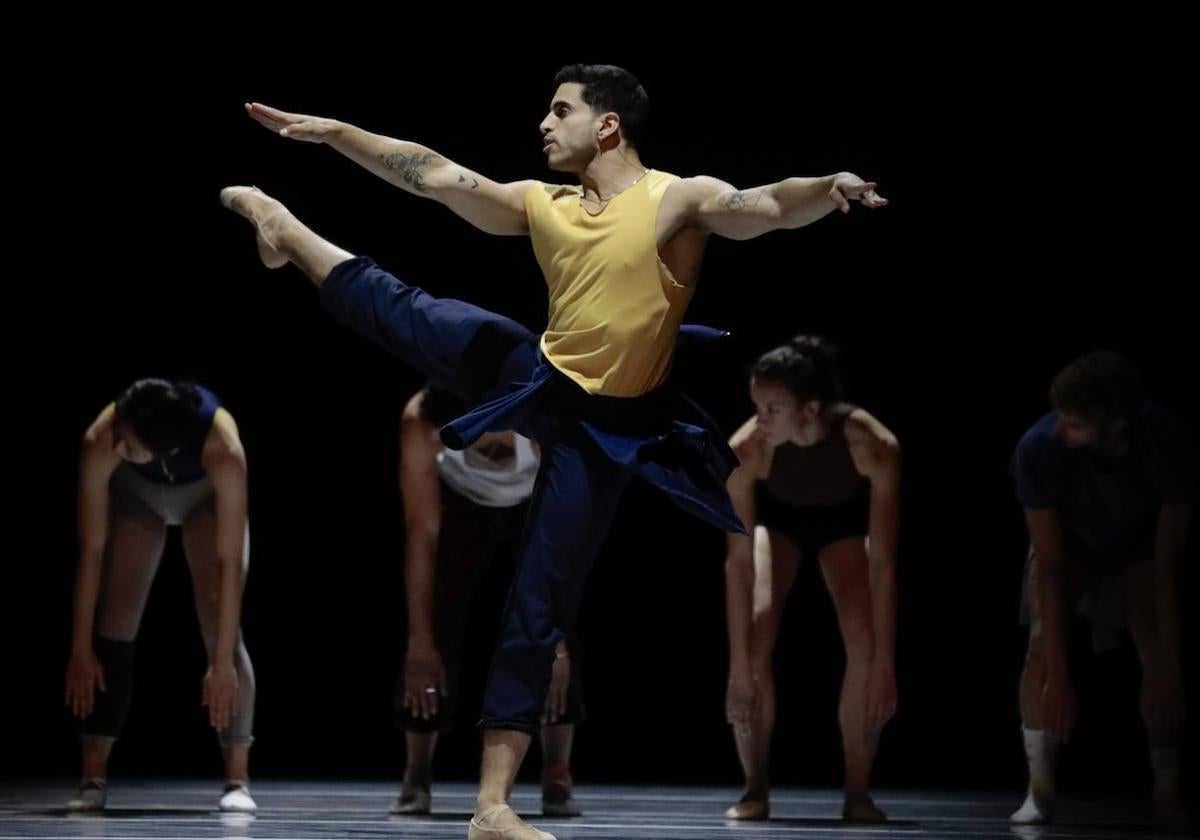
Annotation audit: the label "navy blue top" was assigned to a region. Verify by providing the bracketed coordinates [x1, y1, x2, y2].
[1011, 402, 1193, 567]
[130, 386, 220, 485]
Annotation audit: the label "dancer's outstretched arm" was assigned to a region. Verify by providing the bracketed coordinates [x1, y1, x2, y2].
[246, 102, 537, 236]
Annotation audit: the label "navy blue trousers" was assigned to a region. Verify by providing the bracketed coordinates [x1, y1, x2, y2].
[321, 257, 740, 734]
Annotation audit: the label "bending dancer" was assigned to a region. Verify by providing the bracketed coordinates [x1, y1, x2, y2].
[723, 336, 899, 822]
[1010, 352, 1192, 829]
[66, 379, 256, 813]
[393, 385, 582, 818]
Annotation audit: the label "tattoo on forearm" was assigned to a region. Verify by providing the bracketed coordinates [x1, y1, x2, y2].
[717, 189, 764, 211]
[380, 151, 440, 192]
[458, 174, 480, 190]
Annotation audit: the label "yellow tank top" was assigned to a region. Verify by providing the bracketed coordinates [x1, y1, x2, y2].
[525, 169, 695, 397]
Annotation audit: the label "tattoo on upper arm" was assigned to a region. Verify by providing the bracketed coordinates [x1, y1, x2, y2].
[717, 189, 764, 211]
[380, 152, 441, 192]
[457, 174, 480, 190]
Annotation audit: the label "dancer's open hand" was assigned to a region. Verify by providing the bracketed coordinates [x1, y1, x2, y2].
[403, 639, 447, 721]
[1042, 669, 1077, 743]
[245, 103, 340, 143]
[725, 662, 758, 728]
[544, 645, 571, 724]
[65, 648, 106, 719]
[866, 663, 898, 732]
[202, 662, 239, 731]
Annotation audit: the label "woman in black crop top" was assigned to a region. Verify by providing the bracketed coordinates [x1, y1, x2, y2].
[722, 336, 900, 823]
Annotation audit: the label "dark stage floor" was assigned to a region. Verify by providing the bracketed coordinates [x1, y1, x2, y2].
[0, 781, 1190, 840]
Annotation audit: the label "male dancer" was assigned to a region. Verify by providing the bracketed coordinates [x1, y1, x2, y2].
[227, 63, 885, 839]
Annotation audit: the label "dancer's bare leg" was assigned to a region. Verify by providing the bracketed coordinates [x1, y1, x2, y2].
[540, 724, 580, 816]
[726, 527, 800, 821]
[819, 538, 887, 823]
[470, 730, 555, 839]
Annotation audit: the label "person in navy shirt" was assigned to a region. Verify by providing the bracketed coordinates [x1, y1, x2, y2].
[1009, 352, 1192, 827]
